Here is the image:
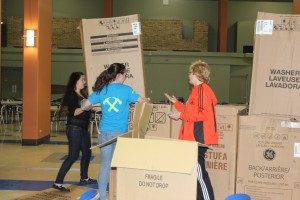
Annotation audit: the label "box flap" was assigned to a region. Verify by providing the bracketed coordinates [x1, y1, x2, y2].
[216, 104, 248, 115]
[111, 137, 198, 175]
[132, 103, 154, 138]
[139, 103, 154, 138]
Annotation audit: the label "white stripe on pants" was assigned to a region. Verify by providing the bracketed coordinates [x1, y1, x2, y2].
[197, 163, 211, 200]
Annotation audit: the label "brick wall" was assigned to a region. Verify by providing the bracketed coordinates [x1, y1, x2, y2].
[6, 16, 208, 51]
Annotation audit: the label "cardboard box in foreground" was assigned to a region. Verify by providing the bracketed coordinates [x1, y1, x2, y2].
[111, 137, 198, 200]
[236, 115, 300, 200]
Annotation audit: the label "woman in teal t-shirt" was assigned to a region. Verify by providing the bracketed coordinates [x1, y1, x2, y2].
[83, 63, 148, 200]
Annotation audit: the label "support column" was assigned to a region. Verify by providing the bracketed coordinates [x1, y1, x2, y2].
[22, 0, 52, 145]
[104, 0, 113, 18]
[294, 0, 300, 14]
[0, 0, 2, 95]
[218, 0, 228, 52]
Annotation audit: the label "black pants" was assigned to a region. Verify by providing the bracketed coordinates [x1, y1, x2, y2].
[55, 125, 92, 184]
[197, 147, 214, 200]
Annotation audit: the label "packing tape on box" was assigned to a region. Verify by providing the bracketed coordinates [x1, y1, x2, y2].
[281, 121, 300, 129]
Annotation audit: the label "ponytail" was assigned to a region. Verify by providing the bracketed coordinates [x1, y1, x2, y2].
[92, 63, 126, 93]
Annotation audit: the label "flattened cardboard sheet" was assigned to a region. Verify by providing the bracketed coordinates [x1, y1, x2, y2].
[13, 184, 92, 200]
[80, 14, 145, 96]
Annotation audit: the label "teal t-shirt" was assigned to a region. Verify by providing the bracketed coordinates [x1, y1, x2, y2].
[88, 83, 139, 132]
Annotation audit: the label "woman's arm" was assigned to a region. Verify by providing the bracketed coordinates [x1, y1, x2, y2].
[74, 107, 85, 116]
[81, 99, 93, 111]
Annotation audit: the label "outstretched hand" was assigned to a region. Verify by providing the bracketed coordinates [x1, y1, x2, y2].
[168, 111, 181, 120]
[164, 93, 177, 103]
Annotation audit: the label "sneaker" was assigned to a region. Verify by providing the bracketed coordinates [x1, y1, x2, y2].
[53, 183, 70, 192]
[80, 177, 98, 184]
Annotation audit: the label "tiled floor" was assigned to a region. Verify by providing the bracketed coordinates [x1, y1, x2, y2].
[0, 122, 100, 199]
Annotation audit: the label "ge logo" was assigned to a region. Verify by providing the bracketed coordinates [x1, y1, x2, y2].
[263, 149, 276, 161]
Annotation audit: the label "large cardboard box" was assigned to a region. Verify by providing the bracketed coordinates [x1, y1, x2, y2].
[111, 137, 198, 200]
[205, 105, 247, 200]
[236, 116, 300, 200]
[249, 12, 300, 119]
[129, 104, 171, 138]
[80, 14, 146, 96]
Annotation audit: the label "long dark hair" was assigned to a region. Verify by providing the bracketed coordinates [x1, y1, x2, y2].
[92, 63, 126, 93]
[59, 72, 87, 114]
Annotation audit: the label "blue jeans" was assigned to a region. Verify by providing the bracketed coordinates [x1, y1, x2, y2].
[98, 131, 124, 200]
[55, 125, 91, 184]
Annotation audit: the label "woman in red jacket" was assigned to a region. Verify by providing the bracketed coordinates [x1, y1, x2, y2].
[165, 60, 218, 200]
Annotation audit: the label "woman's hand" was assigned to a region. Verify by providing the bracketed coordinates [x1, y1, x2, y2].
[168, 111, 181, 120]
[164, 93, 177, 103]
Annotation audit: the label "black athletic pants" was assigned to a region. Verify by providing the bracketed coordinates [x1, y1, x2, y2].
[197, 147, 215, 200]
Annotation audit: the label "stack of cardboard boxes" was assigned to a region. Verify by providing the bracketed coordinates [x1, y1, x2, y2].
[133, 12, 300, 200]
[82, 12, 300, 200]
[206, 105, 247, 200]
[127, 103, 248, 200]
[235, 12, 300, 200]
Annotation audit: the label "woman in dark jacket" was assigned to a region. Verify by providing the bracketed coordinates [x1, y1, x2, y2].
[53, 72, 97, 192]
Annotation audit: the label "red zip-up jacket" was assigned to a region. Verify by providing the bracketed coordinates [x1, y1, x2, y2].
[174, 83, 218, 144]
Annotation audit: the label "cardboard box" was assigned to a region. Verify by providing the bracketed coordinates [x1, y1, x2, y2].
[80, 14, 146, 97]
[170, 104, 248, 139]
[236, 115, 300, 200]
[249, 12, 300, 119]
[109, 168, 117, 200]
[205, 105, 247, 200]
[170, 119, 181, 139]
[130, 102, 153, 138]
[170, 105, 182, 139]
[129, 104, 171, 138]
[111, 137, 198, 200]
[107, 102, 153, 200]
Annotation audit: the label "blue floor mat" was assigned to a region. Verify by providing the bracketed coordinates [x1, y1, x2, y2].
[0, 180, 98, 191]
